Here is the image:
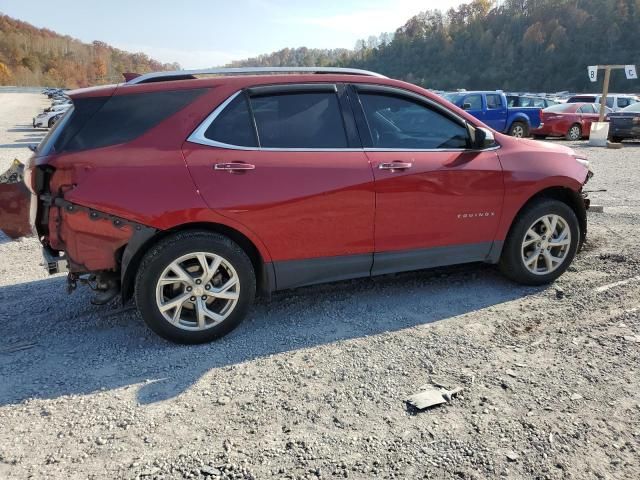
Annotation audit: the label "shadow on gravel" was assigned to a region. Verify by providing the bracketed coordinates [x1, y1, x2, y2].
[0, 264, 543, 406]
[0, 124, 46, 149]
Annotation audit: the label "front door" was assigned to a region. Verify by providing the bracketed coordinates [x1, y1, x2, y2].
[183, 85, 375, 289]
[349, 85, 504, 275]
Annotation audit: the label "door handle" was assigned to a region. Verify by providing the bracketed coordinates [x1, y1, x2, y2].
[378, 161, 413, 171]
[214, 162, 256, 172]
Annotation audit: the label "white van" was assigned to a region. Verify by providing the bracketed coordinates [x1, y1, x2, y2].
[567, 94, 640, 112]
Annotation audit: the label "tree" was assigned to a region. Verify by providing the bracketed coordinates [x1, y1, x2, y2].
[0, 62, 12, 84]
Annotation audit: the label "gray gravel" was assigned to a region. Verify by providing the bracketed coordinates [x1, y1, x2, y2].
[1, 93, 639, 479]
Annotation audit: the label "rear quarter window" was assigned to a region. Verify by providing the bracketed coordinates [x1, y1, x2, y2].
[204, 93, 257, 147]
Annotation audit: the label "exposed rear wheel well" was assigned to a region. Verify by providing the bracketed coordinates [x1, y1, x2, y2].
[509, 186, 587, 247]
[120, 222, 269, 303]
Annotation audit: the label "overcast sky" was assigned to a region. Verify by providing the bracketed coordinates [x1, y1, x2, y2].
[1, 0, 466, 68]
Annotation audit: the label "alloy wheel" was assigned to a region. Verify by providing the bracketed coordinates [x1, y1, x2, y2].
[512, 125, 525, 138]
[568, 125, 581, 140]
[155, 252, 240, 331]
[520, 214, 572, 275]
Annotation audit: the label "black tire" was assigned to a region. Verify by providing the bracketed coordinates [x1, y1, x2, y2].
[508, 121, 529, 138]
[135, 231, 256, 344]
[533, 134, 546, 140]
[565, 124, 582, 141]
[48, 117, 55, 128]
[610, 136, 623, 143]
[499, 199, 580, 286]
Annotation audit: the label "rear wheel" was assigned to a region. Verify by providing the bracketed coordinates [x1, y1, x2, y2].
[135, 231, 256, 344]
[565, 124, 582, 141]
[508, 121, 528, 138]
[499, 199, 579, 285]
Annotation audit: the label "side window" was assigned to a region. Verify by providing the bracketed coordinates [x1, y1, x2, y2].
[358, 92, 469, 149]
[533, 98, 546, 108]
[250, 92, 347, 148]
[605, 97, 615, 108]
[617, 97, 630, 108]
[486, 94, 502, 109]
[204, 94, 257, 147]
[463, 94, 482, 110]
[507, 96, 517, 107]
[577, 105, 593, 114]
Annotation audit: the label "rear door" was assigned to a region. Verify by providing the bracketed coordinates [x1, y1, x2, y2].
[182, 84, 375, 289]
[578, 104, 600, 130]
[349, 85, 504, 275]
[484, 93, 507, 131]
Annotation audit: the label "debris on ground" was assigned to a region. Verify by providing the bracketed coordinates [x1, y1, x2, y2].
[406, 385, 464, 410]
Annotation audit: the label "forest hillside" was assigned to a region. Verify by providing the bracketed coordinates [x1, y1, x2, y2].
[231, 0, 640, 92]
[0, 14, 179, 88]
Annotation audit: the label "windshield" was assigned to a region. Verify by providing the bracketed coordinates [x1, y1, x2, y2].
[544, 103, 575, 113]
[443, 93, 466, 104]
[622, 102, 640, 113]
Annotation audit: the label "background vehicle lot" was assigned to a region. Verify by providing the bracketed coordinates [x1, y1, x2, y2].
[1, 92, 639, 479]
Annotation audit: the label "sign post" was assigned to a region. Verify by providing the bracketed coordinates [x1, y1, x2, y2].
[588, 65, 635, 121]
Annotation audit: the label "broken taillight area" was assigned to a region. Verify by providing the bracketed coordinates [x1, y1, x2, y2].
[45, 197, 149, 304]
[48, 199, 135, 272]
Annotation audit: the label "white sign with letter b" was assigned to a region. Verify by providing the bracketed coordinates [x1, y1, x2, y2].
[588, 66, 598, 82]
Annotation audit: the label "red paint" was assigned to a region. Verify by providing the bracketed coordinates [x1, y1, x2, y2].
[367, 150, 503, 253]
[182, 146, 375, 261]
[27, 74, 590, 274]
[0, 182, 31, 239]
[531, 103, 605, 139]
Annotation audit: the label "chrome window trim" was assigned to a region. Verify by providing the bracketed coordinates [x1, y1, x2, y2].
[187, 89, 501, 153]
[128, 67, 387, 85]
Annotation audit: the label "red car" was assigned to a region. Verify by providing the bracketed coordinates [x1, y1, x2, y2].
[26, 67, 593, 343]
[532, 102, 611, 140]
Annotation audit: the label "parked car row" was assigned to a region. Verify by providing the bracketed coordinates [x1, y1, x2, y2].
[443, 91, 542, 138]
[440, 90, 640, 142]
[34, 88, 72, 128]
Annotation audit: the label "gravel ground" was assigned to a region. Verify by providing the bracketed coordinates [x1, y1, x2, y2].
[0, 92, 639, 480]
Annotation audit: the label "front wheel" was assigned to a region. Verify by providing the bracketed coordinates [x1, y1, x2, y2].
[499, 199, 580, 285]
[135, 231, 256, 344]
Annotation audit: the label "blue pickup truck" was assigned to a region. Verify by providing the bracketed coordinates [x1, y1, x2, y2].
[443, 91, 542, 138]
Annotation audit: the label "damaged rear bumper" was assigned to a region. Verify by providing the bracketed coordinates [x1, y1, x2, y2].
[43, 195, 146, 273]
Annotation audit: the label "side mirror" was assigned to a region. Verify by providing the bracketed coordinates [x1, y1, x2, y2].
[467, 124, 496, 150]
[463, 102, 472, 110]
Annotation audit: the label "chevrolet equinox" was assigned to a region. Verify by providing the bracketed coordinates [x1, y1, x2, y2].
[26, 67, 593, 343]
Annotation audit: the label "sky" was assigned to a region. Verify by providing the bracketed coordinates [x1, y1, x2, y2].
[0, 0, 466, 68]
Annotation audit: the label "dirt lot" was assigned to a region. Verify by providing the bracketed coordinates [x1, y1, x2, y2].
[0, 92, 639, 480]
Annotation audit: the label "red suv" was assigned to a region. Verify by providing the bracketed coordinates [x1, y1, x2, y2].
[26, 67, 592, 344]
